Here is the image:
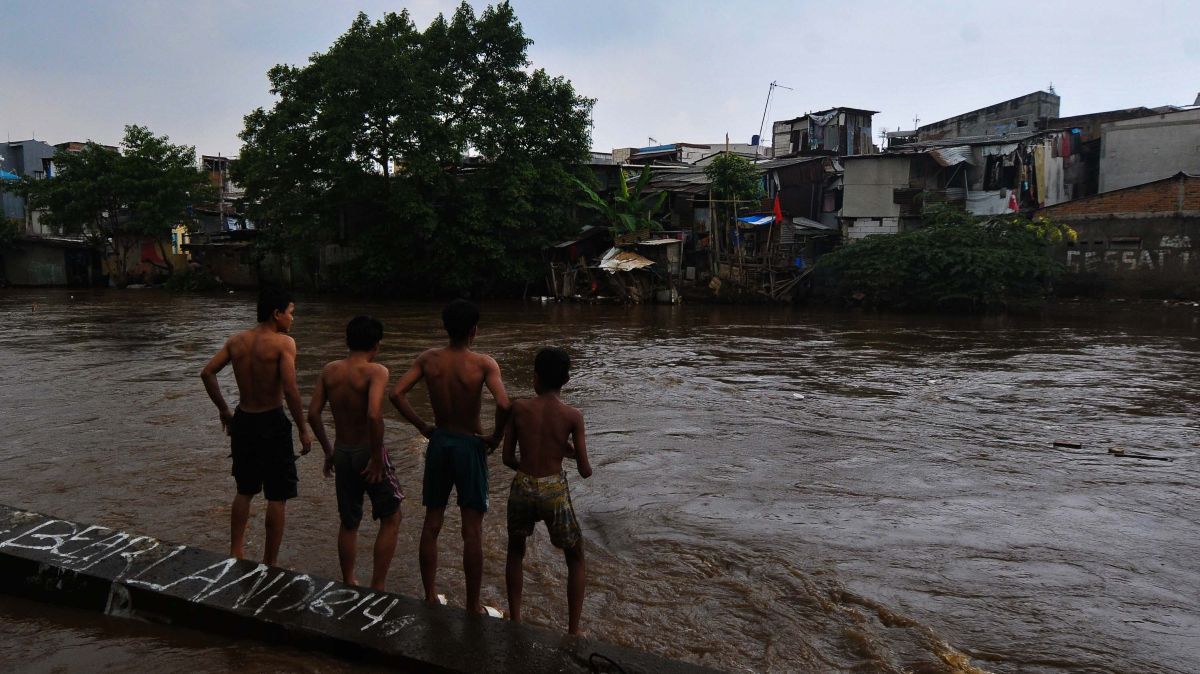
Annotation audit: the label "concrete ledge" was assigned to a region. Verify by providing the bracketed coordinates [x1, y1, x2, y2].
[0, 505, 716, 673]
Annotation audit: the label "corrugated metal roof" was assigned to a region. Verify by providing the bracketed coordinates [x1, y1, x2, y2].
[598, 247, 655, 273]
[927, 146, 974, 167]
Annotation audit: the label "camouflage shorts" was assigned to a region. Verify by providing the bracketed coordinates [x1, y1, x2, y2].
[507, 471, 582, 549]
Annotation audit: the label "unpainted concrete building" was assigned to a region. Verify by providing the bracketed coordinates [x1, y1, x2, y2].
[917, 91, 1060, 141]
[1099, 108, 1200, 193]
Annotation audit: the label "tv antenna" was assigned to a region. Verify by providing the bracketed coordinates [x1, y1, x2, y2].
[756, 80, 793, 158]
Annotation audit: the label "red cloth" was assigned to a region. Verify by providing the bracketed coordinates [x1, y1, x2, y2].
[1007, 191, 1020, 211]
[772, 194, 783, 222]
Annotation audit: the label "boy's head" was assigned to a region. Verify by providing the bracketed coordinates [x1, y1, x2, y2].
[534, 347, 571, 391]
[346, 315, 383, 353]
[257, 286, 295, 331]
[442, 299, 479, 343]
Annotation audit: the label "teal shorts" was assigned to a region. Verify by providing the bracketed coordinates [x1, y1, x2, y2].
[422, 429, 489, 513]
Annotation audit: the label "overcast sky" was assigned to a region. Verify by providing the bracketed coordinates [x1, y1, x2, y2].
[3, 1, 1198, 157]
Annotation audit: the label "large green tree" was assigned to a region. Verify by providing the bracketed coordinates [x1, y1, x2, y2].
[234, 2, 594, 296]
[20, 125, 214, 284]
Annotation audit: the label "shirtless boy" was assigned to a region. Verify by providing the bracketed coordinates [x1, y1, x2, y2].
[308, 316, 403, 591]
[200, 287, 312, 565]
[502, 347, 592, 635]
[389, 299, 510, 613]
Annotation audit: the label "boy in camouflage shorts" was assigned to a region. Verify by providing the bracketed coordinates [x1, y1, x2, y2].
[502, 348, 593, 635]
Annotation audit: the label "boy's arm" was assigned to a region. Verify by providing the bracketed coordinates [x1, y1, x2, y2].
[480, 356, 512, 451]
[501, 407, 519, 471]
[200, 340, 234, 434]
[362, 365, 389, 484]
[571, 410, 592, 479]
[307, 368, 334, 477]
[279, 336, 312, 455]
[389, 356, 433, 438]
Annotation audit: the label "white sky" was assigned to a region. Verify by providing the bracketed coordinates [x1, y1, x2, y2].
[2, 0, 1198, 157]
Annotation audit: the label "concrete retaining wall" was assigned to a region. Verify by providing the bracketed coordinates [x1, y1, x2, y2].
[0, 504, 715, 673]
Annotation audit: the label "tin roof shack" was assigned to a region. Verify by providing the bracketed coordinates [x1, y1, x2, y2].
[1099, 108, 1200, 193]
[1038, 172, 1200, 298]
[642, 156, 840, 301]
[545, 225, 614, 300]
[614, 142, 761, 166]
[917, 91, 1060, 141]
[772, 107, 878, 158]
[841, 129, 1092, 240]
[1036, 107, 1158, 199]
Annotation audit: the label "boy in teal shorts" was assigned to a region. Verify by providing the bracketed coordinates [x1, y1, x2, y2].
[502, 347, 593, 635]
[390, 300, 510, 614]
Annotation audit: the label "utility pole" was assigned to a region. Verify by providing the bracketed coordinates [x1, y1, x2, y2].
[756, 80, 793, 160]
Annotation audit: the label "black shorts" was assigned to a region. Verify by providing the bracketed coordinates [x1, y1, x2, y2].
[230, 407, 297, 501]
[334, 445, 404, 530]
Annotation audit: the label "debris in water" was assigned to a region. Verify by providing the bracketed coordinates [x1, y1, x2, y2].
[1108, 447, 1171, 461]
[792, 393, 805, 399]
[1053, 441, 1083, 449]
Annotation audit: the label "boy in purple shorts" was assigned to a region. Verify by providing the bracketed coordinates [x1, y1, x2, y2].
[308, 316, 403, 591]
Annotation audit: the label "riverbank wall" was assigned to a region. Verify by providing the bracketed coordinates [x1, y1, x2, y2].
[0, 504, 714, 673]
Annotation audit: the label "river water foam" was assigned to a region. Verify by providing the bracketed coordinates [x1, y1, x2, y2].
[1, 289, 1197, 672]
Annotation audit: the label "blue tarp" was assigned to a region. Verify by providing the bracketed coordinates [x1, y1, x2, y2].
[737, 215, 773, 226]
[0, 169, 20, 181]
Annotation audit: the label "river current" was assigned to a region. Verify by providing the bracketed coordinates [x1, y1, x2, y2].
[0, 289, 1197, 673]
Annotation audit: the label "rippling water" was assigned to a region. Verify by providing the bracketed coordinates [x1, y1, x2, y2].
[1, 289, 1197, 673]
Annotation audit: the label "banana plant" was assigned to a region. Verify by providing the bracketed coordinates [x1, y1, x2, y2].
[570, 167, 667, 235]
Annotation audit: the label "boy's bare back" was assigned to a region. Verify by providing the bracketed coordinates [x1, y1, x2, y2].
[508, 396, 589, 479]
[318, 359, 389, 448]
[218, 326, 298, 413]
[415, 347, 503, 435]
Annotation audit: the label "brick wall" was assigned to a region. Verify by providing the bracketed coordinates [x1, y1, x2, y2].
[1038, 174, 1200, 218]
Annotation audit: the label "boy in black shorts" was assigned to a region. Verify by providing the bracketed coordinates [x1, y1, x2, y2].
[308, 316, 403, 590]
[201, 287, 312, 565]
[502, 347, 592, 634]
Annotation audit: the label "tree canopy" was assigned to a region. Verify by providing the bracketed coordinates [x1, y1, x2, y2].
[19, 125, 213, 283]
[234, 2, 594, 296]
[704, 153, 762, 202]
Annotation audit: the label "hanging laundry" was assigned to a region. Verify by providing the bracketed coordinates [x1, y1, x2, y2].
[1033, 142, 1048, 207]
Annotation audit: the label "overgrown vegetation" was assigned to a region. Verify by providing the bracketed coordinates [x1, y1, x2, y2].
[234, 2, 593, 296]
[0, 218, 19, 248]
[18, 126, 214, 286]
[812, 206, 1076, 311]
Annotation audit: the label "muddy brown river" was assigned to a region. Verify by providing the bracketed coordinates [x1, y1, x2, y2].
[0, 289, 1197, 673]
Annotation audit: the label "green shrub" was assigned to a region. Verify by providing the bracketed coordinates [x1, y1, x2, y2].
[812, 206, 1075, 312]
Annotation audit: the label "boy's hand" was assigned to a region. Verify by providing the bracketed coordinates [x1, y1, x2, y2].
[362, 457, 385, 484]
[219, 408, 234, 435]
[323, 454, 335, 478]
[478, 433, 501, 453]
[299, 430, 313, 455]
